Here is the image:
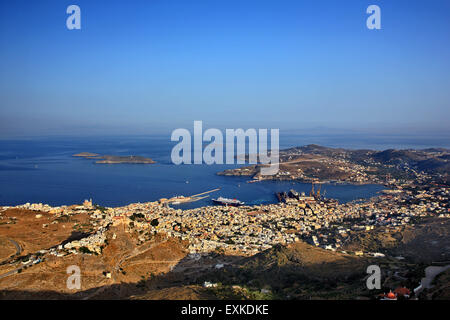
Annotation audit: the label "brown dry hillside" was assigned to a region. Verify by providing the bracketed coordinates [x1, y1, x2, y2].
[131, 285, 215, 300]
[238, 241, 371, 282]
[0, 238, 16, 262]
[188, 241, 382, 300]
[343, 217, 450, 263]
[0, 208, 91, 256]
[0, 224, 189, 299]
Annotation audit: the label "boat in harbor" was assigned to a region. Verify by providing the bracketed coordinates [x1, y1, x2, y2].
[212, 196, 245, 206]
[289, 189, 300, 199]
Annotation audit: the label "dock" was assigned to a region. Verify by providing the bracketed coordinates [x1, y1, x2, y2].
[165, 188, 220, 205]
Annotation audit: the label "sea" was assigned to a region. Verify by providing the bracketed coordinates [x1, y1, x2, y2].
[0, 133, 448, 209]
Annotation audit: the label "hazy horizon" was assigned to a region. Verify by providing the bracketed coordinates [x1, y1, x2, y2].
[1, 0, 449, 137]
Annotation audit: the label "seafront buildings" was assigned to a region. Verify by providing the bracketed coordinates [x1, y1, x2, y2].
[3, 179, 448, 259]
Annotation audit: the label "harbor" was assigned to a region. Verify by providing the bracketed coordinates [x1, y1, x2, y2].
[161, 188, 221, 206]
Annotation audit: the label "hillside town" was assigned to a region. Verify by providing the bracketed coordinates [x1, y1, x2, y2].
[2, 179, 448, 263]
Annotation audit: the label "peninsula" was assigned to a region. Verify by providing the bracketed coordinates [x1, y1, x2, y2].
[218, 144, 449, 186]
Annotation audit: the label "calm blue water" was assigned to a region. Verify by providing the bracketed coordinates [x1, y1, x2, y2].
[0, 134, 447, 209]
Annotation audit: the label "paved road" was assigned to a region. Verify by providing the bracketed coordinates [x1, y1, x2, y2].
[0, 261, 32, 280]
[414, 264, 450, 295]
[421, 265, 450, 289]
[8, 239, 21, 256]
[0, 238, 22, 265]
[0, 239, 27, 280]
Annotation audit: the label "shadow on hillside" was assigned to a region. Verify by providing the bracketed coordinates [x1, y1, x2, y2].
[0, 244, 377, 300]
[60, 231, 92, 246]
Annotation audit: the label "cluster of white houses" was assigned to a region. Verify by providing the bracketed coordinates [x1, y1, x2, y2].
[4, 181, 448, 258]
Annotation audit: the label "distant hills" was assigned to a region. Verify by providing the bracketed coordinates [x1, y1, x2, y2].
[286, 144, 450, 175]
[219, 144, 449, 184]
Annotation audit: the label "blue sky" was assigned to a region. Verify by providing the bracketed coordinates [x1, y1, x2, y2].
[0, 0, 449, 137]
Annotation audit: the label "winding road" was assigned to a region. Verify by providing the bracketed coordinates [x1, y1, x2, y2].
[0, 238, 26, 280]
[414, 264, 450, 295]
[421, 265, 450, 289]
[8, 238, 21, 256]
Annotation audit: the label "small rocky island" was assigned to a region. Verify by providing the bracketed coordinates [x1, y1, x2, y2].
[73, 153, 156, 164]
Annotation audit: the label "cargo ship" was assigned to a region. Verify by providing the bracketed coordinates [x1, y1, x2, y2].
[289, 189, 300, 199]
[212, 196, 245, 206]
